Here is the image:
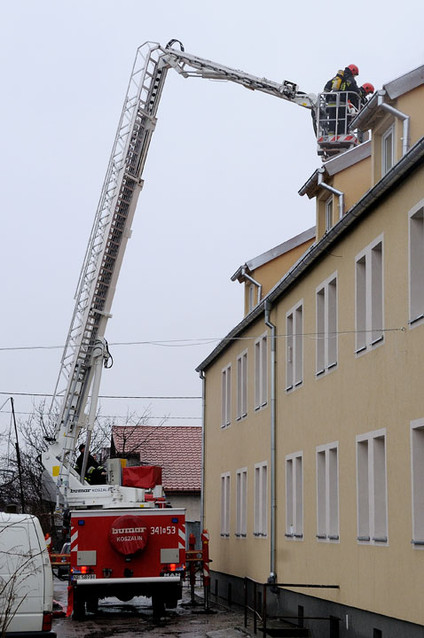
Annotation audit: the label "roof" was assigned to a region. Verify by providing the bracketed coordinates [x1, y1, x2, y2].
[111, 425, 202, 493]
[231, 226, 316, 281]
[196, 135, 424, 373]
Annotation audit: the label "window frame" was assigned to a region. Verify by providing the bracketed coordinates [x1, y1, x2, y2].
[221, 364, 232, 428]
[285, 451, 303, 540]
[381, 124, 395, 176]
[254, 333, 268, 411]
[220, 472, 231, 537]
[325, 196, 334, 232]
[355, 236, 384, 355]
[286, 301, 304, 391]
[236, 467, 248, 538]
[236, 350, 248, 420]
[316, 442, 339, 542]
[356, 429, 388, 545]
[408, 200, 424, 327]
[411, 419, 424, 548]
[254, 462, 268, 537]
[316, 273, 338, 376]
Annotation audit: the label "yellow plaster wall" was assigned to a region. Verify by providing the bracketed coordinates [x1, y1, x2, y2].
[203, 167, 424, 624]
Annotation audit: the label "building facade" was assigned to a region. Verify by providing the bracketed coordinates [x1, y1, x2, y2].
[197, 66, 424, 636]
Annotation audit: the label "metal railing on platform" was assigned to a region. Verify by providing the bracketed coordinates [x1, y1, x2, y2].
[243, 577, 340, 637]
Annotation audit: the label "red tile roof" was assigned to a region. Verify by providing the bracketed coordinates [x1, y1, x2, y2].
[111, 425, 202, 492]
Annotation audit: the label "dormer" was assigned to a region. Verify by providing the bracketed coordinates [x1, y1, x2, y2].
[352, 65, 424, 185]
[231, 227, 316, 316]
[299, 141, 372, 240]
[300, 65, 424, 240]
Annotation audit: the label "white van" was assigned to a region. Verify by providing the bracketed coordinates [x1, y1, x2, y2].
[0, 513, 56, 636]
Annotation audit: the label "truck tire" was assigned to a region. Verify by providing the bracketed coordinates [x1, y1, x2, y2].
[73, 591, 86, 621]
[152, 594, 165, 621]
[86, 595, 99, 614]
[165, 596, 178, 609]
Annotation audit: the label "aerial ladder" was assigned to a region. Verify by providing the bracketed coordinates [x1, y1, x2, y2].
[42, 40, 363, 511]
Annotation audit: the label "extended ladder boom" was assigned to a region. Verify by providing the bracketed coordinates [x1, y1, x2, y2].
[42, 40, 347, 507]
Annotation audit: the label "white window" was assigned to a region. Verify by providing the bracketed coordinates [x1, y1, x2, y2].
[236, 468, 248, 537]
[254, 334, 268, 410]
[325, 196, 333, 231]
[248, 284, 255, 312]
[355, 237, 384, 354]
[236, 351, 248, 420]
[221, 364, 231, 427]
[285, 452, 303, 539]
[411, 419, 424, 547]
[316, 443, 339, 541]
[356, 429, 387, 544]
[220, 472, 230, 537]
[382, 125, 394, 176]
[409, 201, 424, 325]
[254, 462, 267, 537]
[316, 275, 337, 375]
[286, 302, 303, 390]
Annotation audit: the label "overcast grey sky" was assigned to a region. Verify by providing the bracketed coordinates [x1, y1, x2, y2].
[1, 0, 423, 439]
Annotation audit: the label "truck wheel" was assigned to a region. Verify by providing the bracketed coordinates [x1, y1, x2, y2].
[165, 597, 178, 609]
[152, 594, 165, 622]
[73, 591, 86, 621]
[86, 595, 98, 614]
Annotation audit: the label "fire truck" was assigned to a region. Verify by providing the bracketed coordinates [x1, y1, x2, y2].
[41, 40, 366, 621]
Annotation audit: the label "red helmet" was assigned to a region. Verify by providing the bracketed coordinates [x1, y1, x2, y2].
[348, 64, 359, 76]
[362, 82, 375, 95]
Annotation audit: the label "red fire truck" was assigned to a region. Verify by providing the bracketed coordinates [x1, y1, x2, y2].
[70, 504, 186, 619]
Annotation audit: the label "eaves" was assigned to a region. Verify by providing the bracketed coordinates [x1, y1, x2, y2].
[196, 136, 424, 373]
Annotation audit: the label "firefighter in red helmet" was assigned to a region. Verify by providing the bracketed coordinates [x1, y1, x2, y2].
[360, 82, 375, 102]
[323, 64, 362, 135]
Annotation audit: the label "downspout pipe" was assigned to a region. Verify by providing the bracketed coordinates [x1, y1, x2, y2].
[377, 92, 410, 156]
[199, 370, 206, 532]
[317, 168, 344, 220]
[264, 300, 277, 584]
[242, 268, 262, 305]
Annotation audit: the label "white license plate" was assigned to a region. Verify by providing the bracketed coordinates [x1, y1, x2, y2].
[76, 573, 96, 580]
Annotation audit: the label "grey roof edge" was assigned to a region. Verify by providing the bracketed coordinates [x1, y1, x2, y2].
[324, 139, 372, 176]
[196, 136, 424, 373]
[298, 140, 372, 199]
[385, 64, 424, 100]
[231, 226, 316, 281]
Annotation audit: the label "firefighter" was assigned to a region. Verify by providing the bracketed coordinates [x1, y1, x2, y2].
[324, 64, 361, 135]
[359, 82, 375, 105]
[75, 443, 107, 484]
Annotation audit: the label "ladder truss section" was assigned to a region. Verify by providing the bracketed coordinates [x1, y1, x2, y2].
[163, 49, 315, 109]
[50, 42, 169, 451]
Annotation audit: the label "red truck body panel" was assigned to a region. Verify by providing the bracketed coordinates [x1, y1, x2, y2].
[70, 508, 186, 580]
